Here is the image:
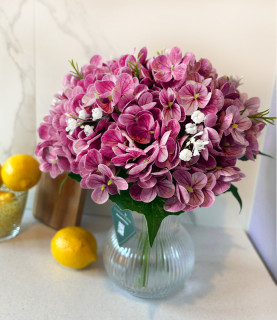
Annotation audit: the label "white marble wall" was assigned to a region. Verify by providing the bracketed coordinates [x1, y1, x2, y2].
[1, 0, 276, 228]
[0, 0, 35, 163]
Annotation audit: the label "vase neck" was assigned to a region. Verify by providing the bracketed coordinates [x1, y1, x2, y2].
[132, 211, 179, 235]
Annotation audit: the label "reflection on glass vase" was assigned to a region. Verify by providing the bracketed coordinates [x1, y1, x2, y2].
[103, 205, 195, 299]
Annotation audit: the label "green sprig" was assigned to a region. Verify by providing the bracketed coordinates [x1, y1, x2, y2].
[248, 109, 276, 125]
[127, 60, 141, 79]
[69, 59, 84, 80]
[239, 151, 274, 161]
[156, 49, 166, 56]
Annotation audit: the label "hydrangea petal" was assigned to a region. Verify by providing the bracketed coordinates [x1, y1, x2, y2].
[116, 73, 134, 95]
[140, 188, 157, 203]
[155, 71, 172, 82]
[86, 174, 106, 188]
[114, 177, 128, 190]
[98, 164, 114, 179]
[91, 188, 109, 204]
[130, 183, 142, 201]
[173, 169, 191, 187]
[152, 55, 171, 72]
[164, 196, 185, 212]
[172, 64, 187, 81]
[191, 172, 207, 189]
[168, 46, 182, 65]
[138, 176, 157, 188]
[213, 181, 231, 195]
[188, 189, 204, 206]
[95, 80, 115, 96]
[157, 179, 175, 198]
[84, 149, 102, 171]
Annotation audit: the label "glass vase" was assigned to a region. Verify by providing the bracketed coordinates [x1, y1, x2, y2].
[103, 205, 195, 299]
[0, 185, 28, 242]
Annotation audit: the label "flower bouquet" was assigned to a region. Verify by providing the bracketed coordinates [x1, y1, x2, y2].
[36, 46, 275, 297]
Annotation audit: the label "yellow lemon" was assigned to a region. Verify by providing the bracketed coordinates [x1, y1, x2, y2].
[1, 154, 41, 191]
[0, 191, 15, 201]
[51, 226, 97, 269]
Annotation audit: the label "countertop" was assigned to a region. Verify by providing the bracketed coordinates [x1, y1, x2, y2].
[0, 207, 276, 320]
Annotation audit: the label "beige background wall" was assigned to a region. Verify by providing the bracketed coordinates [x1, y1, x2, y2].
[0, 0, 276, 228]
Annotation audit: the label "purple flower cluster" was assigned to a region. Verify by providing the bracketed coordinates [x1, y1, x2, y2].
[36, 46, 265, 212]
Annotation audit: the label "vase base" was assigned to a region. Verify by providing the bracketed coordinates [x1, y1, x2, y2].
[0, 226, 20, 242]
[115, 281, 185, 299]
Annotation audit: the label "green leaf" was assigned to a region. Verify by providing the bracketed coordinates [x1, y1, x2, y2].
[224, 184, 242, 213]
[258, 151, 274, 159]
[239, 150, 274, 162]
[238, 155, 251, 161]
[109, 189, 182, 247]
[68, 172, 82, 182]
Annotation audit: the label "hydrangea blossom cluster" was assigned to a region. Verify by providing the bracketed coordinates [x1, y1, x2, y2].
[36, 46, 266, 212]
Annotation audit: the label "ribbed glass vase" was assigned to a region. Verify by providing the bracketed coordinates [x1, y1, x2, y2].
[103, 206, 195, 299]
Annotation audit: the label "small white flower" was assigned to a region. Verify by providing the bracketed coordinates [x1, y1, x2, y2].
[78, 109, 89, 120]
[84, 125, 94, 136]
[185, 131, 203, 147]
[194, 139, 209, 150]
[179, 149, 193, 161]
[192, 139, 209, 156]
[65, 118, 77, 135]
[92, 107, 103, 121]
[185, 123, 197, 134]
[191, 110, 205, 124]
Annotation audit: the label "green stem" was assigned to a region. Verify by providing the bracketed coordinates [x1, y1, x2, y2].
[59, 174, 69, 194]
[115, 168, 122, 176]
[137, 218, 150, 288]
[240, 107, 247, 115]
[114, 106, 120, 114]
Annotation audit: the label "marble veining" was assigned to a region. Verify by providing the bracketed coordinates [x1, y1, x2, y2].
[37, 0, 117, 58]
[0, 0, 35, 163]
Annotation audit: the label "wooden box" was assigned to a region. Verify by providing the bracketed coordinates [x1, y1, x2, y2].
[33, 172, 86, 229]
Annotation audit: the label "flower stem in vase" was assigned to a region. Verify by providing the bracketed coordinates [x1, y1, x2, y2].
[137, 218, 150, 288]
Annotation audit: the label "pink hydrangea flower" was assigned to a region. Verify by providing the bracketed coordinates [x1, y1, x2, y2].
[152, 46, 187, 82]
[130, 176, 175, 203]
[126, 111, 156, 144]
[173, 169, 207, 207]
[95, 73, 134, 113]
[201, 173, 216, 207]
[160, 88, 184, 124]
[86, 164, 128, 204]
[35, 141, 71, 178]
[224, 105, 252, 145]
[179, 81, 212, 115]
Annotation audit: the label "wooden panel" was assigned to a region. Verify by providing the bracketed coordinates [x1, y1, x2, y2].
[32, 172, 86, 229]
